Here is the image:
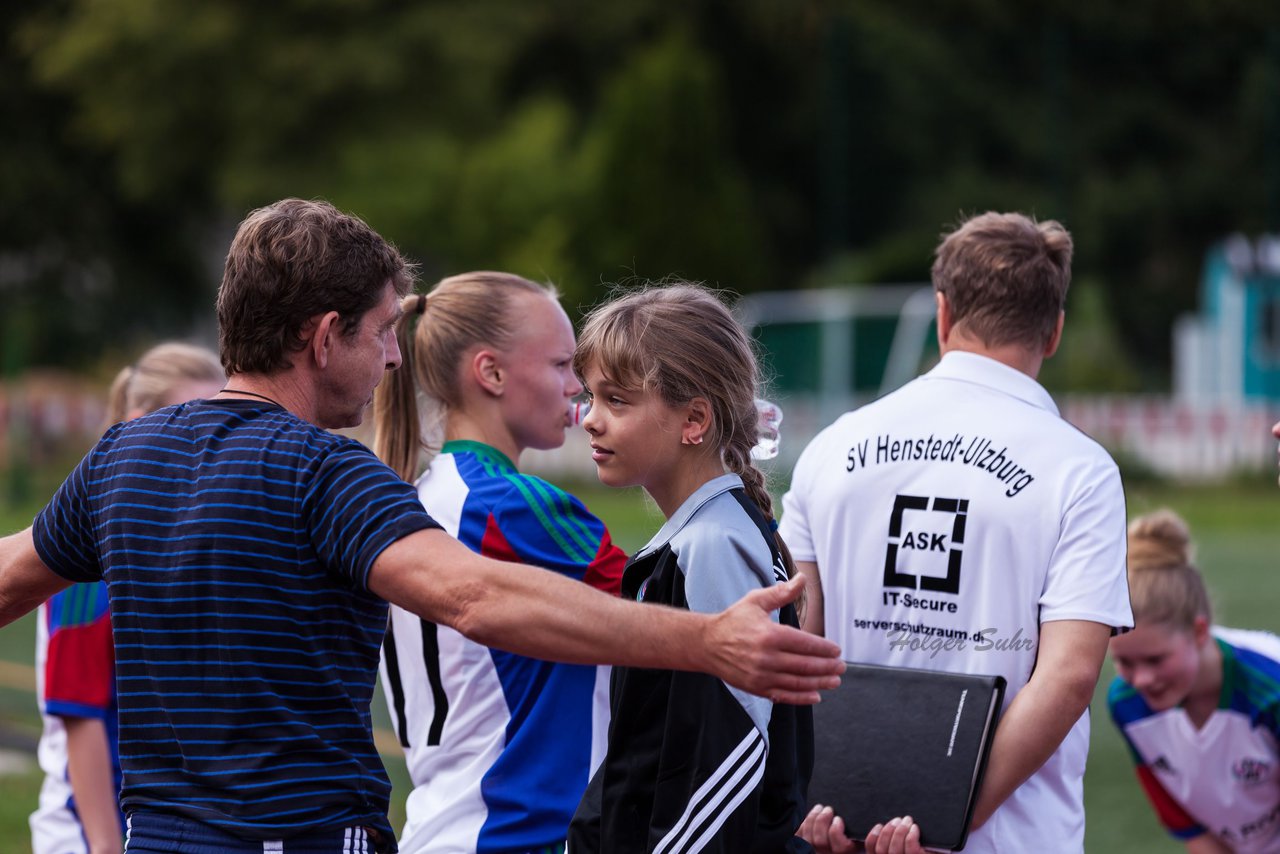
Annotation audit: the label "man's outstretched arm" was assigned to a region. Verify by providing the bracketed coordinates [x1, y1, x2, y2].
[368, 528, 846, 704]
[0, 528, 70, 628]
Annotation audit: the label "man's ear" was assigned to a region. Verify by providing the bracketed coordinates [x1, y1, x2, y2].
[308, 311, 342, 369]
[680, 397, 712, 446]
[471, 349, 505, 397]
[935, 291, 953, 350]
[1043, 310, 1066, 359]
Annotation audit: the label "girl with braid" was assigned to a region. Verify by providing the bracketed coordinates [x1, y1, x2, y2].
[566, 283, 815, 853]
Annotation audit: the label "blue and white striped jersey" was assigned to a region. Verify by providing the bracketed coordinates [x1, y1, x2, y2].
[32, 398, 438, 844]
[380, 440, 625, 854]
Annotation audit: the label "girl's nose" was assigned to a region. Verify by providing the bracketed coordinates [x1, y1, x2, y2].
[1131, 668, 1156, 690]
[580, 403, 600, 434]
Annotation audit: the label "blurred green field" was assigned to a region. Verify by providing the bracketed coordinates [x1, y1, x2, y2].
[0, 473, 1275, 851]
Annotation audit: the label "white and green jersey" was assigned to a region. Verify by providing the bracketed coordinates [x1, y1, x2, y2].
[1109, 628, 1280, 853]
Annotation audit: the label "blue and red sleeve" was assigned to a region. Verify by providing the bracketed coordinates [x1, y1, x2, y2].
[481, 475, 626, 596]
[43, 581, 115, 720]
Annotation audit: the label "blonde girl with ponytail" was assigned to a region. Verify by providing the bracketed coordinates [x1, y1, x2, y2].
[32, 341, 223, 854]
[566, 282, 815, 853]
[101, 342, 225, 428]
[370, 271, 627, 854]
[1108, 509, 1280, 854]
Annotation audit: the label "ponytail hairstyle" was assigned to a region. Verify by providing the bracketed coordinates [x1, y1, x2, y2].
[373, 271, 557, 482]
[1126, 509, 1213, 631]
[103, 342, 224, 432]
[573, 282, 796, 581]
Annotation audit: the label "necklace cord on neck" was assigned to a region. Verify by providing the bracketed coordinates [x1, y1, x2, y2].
[220, 388, 285, 408]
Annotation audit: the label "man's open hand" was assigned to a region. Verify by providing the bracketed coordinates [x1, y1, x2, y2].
[703, 574, 845, 704]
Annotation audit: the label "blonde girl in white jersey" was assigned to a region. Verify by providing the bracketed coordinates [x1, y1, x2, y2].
[1108, 509, 1280, 854]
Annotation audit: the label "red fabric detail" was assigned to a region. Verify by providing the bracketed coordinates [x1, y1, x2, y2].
[583, 530, 626, 597]
[481, 511, 625, 596]
[1136, 765, 1201, 835]
[44, 616, 114, 711]
[480, 514, 522, 563]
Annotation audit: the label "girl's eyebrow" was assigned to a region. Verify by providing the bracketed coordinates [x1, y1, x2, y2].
[591, 378, 627, 394]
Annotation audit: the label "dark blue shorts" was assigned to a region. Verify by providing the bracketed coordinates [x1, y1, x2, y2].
[124, 812, 389, 853]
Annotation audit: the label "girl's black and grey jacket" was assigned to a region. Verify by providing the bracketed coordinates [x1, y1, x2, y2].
[569, 473, 814, 853]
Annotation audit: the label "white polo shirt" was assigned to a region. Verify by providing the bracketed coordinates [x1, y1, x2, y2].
[780, 350, 1133, 854]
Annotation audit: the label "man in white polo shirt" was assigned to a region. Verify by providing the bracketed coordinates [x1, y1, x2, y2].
[782, 212, 1133, 854]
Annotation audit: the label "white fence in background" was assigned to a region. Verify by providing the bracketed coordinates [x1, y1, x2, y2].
[1060, 396, 1277, 480]
[1, 384, 1273, 484]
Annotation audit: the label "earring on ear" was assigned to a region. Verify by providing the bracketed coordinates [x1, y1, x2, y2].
[682, 434, 704, 446]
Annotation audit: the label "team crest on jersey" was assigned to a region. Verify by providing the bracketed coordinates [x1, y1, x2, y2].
[1233, 757, 1271, 785]
[883, 494, 968, 595]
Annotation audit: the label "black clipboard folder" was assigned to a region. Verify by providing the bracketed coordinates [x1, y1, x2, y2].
[807, 662, 1006, 852]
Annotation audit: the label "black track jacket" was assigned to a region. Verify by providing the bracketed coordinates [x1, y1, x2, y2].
[569, 474, 813, 853]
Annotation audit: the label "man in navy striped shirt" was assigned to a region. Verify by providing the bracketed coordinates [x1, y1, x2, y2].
[0, 198, 843, 853]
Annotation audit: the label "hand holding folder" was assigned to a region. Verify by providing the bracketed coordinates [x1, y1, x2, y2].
[798, 806, 928, 854]
[804, 662, 1006, 852]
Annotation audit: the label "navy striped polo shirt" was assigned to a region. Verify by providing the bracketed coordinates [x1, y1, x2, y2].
[32, 398, 439, 843]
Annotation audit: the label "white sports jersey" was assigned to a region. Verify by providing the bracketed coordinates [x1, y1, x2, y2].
[1109, 627, 1280, 853]
[780, 351, 1133, 854]
[31, 606, 83, 854]
[379, 442, 624, 854]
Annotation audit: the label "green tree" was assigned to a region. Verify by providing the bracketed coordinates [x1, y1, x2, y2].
[7, 0, 1280, 380]
[1, 0, 218, 369]
[574, 31, 775, 294]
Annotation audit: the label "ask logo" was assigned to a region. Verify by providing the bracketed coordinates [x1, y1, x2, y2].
[883, 494, 968, 594]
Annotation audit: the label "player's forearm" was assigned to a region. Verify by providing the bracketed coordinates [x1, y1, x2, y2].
[370, 530, 843, 702]
[970, 620, 1109, 828]
[373, 531, 693, 667]
[455, 556, 843, 703]
[457, 559, 707, 669]
[65, 717, 123, 854]
[796, 561, 825, 635]
[971, 671, 1094, 827]
[0, 528, 68, 628]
